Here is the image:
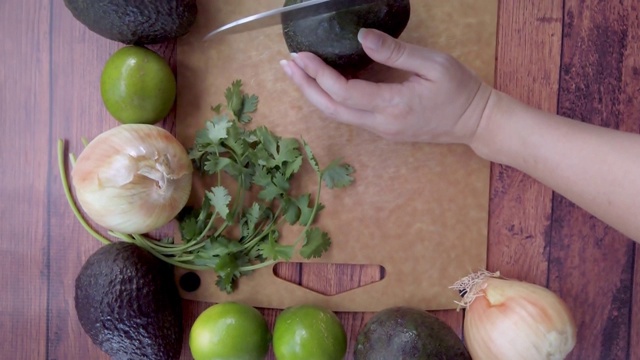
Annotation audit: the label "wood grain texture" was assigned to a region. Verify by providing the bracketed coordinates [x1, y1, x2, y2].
[550, 1, 640, 359]
[45, 3, 181, 360]
[46, 1, 122, 358]
[633, 251, 640, 360]
[0, 0, 51, 358]
[489, 1, 564, 285]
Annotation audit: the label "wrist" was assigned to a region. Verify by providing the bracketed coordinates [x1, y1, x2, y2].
[468, 89, 521, 165]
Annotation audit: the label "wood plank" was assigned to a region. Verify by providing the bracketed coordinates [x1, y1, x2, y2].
[624, 1, 640, 357]
[489, 0, 564, 286]
[549, 1, 639, 359]
[44, 3, 177, 359]
[45, 2, 118, 357]
[633, 249, 640, 360]
[0, 0, 51, 359]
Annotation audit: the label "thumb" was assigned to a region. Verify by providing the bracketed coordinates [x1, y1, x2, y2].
[358, 28, 441, 77]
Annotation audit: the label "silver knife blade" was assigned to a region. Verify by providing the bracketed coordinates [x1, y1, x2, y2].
[203, 0, 379, 40]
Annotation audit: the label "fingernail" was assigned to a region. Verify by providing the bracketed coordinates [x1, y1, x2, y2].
[279, 60, 292, 77]
[290, 52, 303, 68]
[358, 28, 381, 50]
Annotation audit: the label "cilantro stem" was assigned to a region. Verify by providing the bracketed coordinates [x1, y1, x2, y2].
[242, 205, 283, 251]
[115, 231, 208, 270]
[292, 172, 324, 248]
[107, 230, 205, 255]
[214, 221, 230, 237]
[231, 182, 245, 222]
[192, 210, 219, 245]
[57, 139, 111, 246]
[240, 259, 278, 272]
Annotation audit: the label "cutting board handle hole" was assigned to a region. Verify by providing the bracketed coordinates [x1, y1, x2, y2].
[179, 271, 202, 293]
[273, 262, 386, 296]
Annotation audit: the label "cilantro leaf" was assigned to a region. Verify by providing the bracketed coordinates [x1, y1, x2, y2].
[255, 127, 279, 165]
[272, 172, 290, 193]
[179, 216, 198, 241]
[222, 122, 247, 158]
[213, 251, 253, 294]
[214, 254, 240, 293]
[225, 80, 244, 119]
[283, 197, 301, 225]
[258, 230, 294, 261]
[252, 165, 272, 187]
[206, 116, 232, 144]
[209, 237, 244, 257]
[240, 202, 263, 238]
[211, 103, 223, 114]
[250, 144, 271, 167]
[294, 194, 315, 226]
[322, 159, 355, 189]
[285, 155, 303, 179]
[204, 153, 232, 175]
[272, 138, 301, 168]
[207, 186, 231, 220]
[303, 141, 321, 173]
[258, 182, 283, 202]
[300, 228, 331, 259]
[239, 94, 259, 124]
[252, 165, 285, 201]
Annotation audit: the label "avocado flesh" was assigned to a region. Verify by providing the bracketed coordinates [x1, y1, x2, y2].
[282, 0, 411, 75]
[64, 0, 197, 45]
[355, 307, 471, 360]
[74, 242, 183, 360]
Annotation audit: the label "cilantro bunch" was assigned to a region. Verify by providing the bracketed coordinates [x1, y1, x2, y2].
[112, 80, 354, 293]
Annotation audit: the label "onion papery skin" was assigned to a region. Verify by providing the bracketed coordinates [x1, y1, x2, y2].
[71, 124, 192, 234]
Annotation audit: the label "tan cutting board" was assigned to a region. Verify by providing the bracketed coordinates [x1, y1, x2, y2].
[175, 0, 497, 312]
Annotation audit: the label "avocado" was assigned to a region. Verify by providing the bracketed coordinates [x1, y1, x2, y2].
[281, 0, 411, 75]
[355, 306, 471, 360]
[74, 242, 183, 360]
[64, 0, 197, 45]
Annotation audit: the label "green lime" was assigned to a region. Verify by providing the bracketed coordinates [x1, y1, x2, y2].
[100, 45, 176, 124]
[189, 302, 270, 360]
[273, 304, 347, 360]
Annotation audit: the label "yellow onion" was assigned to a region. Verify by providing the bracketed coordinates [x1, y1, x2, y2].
[451, 270, 577, 360]
[71, 124, 192, 234]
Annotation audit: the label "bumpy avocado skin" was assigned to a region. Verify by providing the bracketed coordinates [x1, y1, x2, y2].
[282, 0, 411, 75]
[63, 0, 197, 45]
[74, 242, 183, 360]
[355, 307, 471, 360]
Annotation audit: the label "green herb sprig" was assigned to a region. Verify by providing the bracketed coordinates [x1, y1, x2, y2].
[59, 80, 354, 294]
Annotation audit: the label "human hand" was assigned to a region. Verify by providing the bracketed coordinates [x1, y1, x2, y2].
[279, 28, 494, 145]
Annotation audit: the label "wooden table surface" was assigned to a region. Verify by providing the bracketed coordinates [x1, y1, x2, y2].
[2, 1, 639, 359]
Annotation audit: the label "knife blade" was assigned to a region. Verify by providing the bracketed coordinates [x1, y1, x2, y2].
[203, 0, 379, 40]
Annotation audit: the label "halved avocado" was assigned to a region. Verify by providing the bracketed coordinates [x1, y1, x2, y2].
[282, 0, 411, 75]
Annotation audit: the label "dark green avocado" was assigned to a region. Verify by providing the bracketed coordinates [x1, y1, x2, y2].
[64, 0, 197, 45]
[282, 0, 411, 75]
[355, 306, 471, 360]
[74, 242, 183, 360]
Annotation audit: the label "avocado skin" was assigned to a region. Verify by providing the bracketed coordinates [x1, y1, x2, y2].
[355, 307, 471, 360]
[282, 0, 410, 75]
[74, 242, 183, 360]
[63, 0, 197, 45]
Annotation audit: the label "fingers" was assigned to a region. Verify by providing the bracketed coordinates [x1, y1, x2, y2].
[289, 52, 395, 112]
[279, 58, 376, 129]
[357, 28, 451, 79]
